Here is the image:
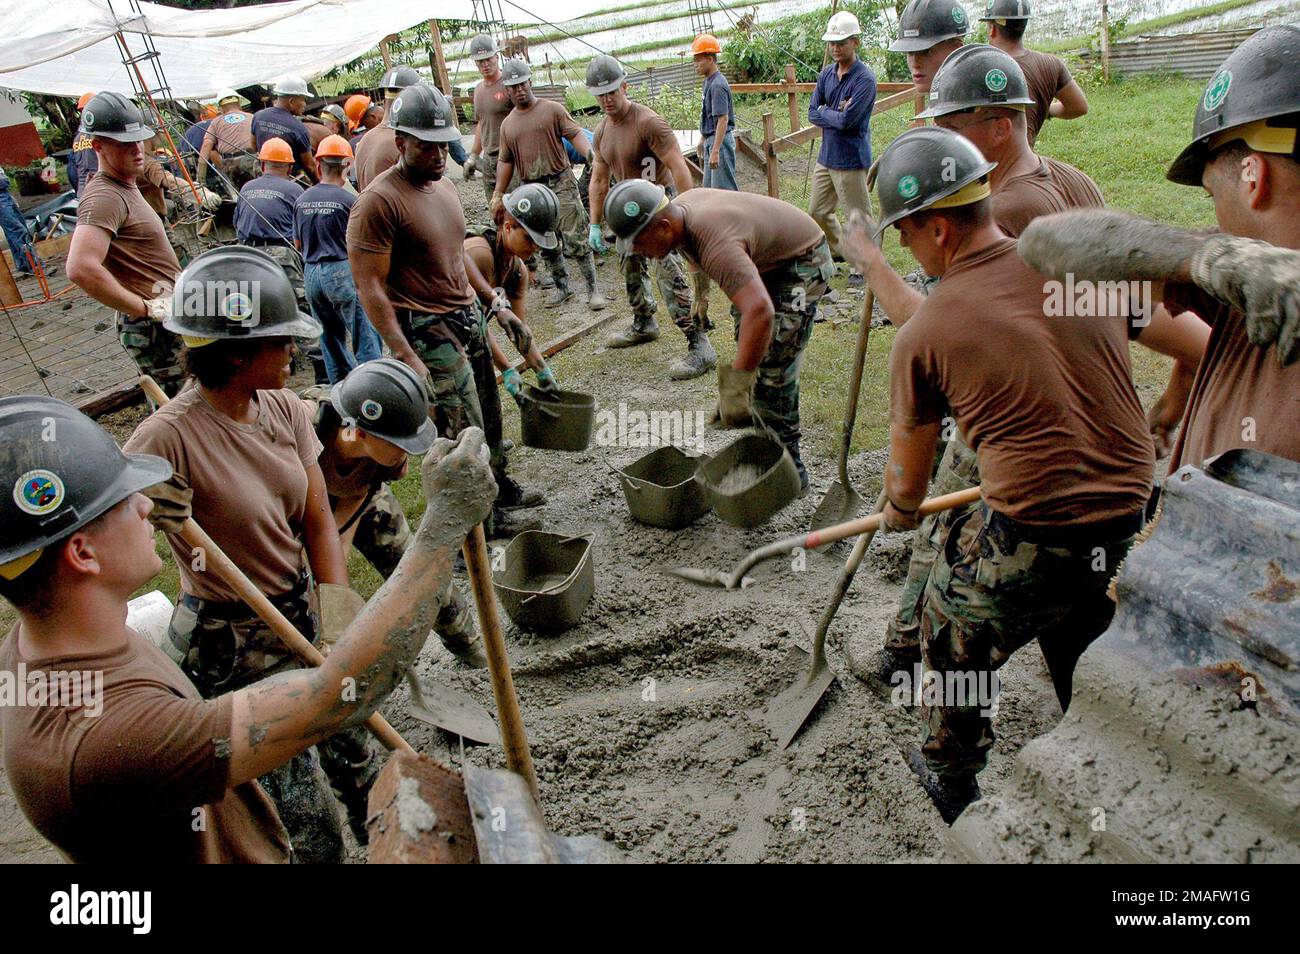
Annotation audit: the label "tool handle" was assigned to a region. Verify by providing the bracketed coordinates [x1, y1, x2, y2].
[462, 524, 540, 803]
[810, 490, 888, 671]
[837, 290, 874, 487]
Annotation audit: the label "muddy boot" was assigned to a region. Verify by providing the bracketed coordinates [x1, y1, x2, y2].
[434, 586, 487, 669]
[857, 646, 921, 697]
[487, 507, 541, 540]
[905, 749, 981, 825]
[545, 280, 574, 308]
[496, 473, 546, 511]
[787, 440, 810, 497]
[578, 252, 606, 310]
[607, 314, 660, 348]
[667, 328, 717, 381]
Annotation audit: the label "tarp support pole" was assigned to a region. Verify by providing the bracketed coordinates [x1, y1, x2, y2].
[428, 19, 452, 94]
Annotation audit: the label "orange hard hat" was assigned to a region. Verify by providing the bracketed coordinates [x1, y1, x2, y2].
[258, 137, 295, 163]
[691, 34, 721, 55]
[344, 93, 373, 126]
[77, 91, 95, 110]
[316, 134, 353, 159]
[200, 104, 219, 120]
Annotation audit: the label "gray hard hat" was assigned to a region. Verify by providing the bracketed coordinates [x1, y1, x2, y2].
[916, 44, 1035, 119]
[387, 83, 462, 143]
[319, 103, 349, 129]
[889, 0, 971, 53]
[379, 65, 423, 91]
[329, 358, 436, 455]
[272, 74, 311, 97]
[501, 58, 532, 87]
[979, 0, 1031, 22]
[604, 179, 670, 255]
[504, 183, 560, 250]
[871, 126, 996, 237]
[1167, 25, 1300, 186]
[164, 245, 322, 343]
[586, 55, 627, 96]
[79, 91, 154, 143]
[469, 34, 498, 61]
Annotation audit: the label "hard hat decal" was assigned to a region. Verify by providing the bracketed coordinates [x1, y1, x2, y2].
[624, 200, 641, 217]
[223, 114, 242, 124]
[361, 399, 383, 421]
[14, 469, 65, 516]
[516, 197, 532, 213]
[985, 69, 1008, 92]
[391, 99, 402, 115]
[1203, 70, 1232, 112]
[83, 110, 95, 128]
[898, 175, 920, 200]
[223, 292, 255, 323]
[953, 7, 967, 24]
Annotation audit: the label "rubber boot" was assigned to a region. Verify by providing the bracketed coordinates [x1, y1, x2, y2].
[787, 439, 810, 497]
[496, 473, 546, 511]
[607, 313, 661, 348]
[487, 507, 542, 539]
[579, 252, 606, 310]
[667, 328, 717, 381]
[544, 251, 573, 307]
[860, 645, 921, 697]
[905, 749, 981, 825]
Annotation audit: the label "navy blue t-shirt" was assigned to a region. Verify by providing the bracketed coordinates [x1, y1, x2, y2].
[294, 183, 355, 264]
[700, 70, 735, 137]
[180, 119, 212, 158]
[251, 106, 312, 161]
[235, 174, 303, 242]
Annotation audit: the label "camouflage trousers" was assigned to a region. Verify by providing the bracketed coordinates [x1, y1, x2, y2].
[117, 311, 184, 396]
[729, 239, 833, 459]
[166, 582, 381, 862]
[886, 433, 980, 655]
[262, 243, 307, 305]
[624, 249, 694, 335]
[531, 172, 589, 293]
[405, 308, 487, 440]
[919, 503, 1137, 779]
[479, 151, 500, 206]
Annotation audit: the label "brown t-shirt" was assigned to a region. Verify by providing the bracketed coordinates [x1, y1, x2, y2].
[305, 118, 330, 153]
[123, 387, 322, 602]
[474, 76, 514, 158]
[498, 98, 581, 181]
[347, 166, 474, 317]
[890, 239, 1153, 525]
[1014, 49, 1072, 146]
[76, 172, 180, 300]
[135, 156, 171, 219]
[1164, 282, 1300, 470]
[465, 233, 526, 297]
[675, 189, 824, 297]
[994, 156, 1104, 238]
[203, 110, 256, 156]
[593, 101, 678, 186]
[353, 125, 400, 192]
[0, 625, 289, 863]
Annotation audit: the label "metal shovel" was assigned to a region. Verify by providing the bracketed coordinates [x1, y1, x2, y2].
[404, 666, 499, 745]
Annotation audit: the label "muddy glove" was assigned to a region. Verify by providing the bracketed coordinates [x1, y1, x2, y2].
[502, 366, 524, 405]
[200, 187, 223, 211]
[142, 296, 172, 322]
[316, 583, 366, 652]
[534, 364, 558, 392]
[415, 427, 498, 548]
[496, 307, 533, 356]
[588, 223, 605, 253]
[463, 152, 479, 179]
[1190, 234, 1300, 365]
[881, 499, 920, 534]
[144, 474, 192, 534]
[709, 365, 757, 429]
[490, 191, 506, 226]
[842, 209, 882, 273]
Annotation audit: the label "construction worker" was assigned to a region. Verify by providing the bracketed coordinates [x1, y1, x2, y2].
[295, 134, 380, 383]
[198, 88, 258, 191]
[354, 67, 469, 191]
[464, 34, 514, 204]
[251, 74, 319, 183]
[178, 107, 216, 180]
[0, 393, 496, 863]
[859, 127, 1156, 822]
[808, 10, 877, 288]
[890, 0, 969, 97]
[493, 58, 601, 309]
[345, 93, 382, 150]
[235, 137, 308, 310]
[65, 92, 184, 394]
[586, 55, 710, 378]
[0, 167, 50, 278]
[1017, 25, 1300, 470]
[692, 34, 737, 190]
[68, 91, 99, 196]
[120, 246, 372, 858]
[319, 103, 349, 139]
[604, 179, 833, 490]
[348, 84, 542, 534]
[980, 0, 1088, 146]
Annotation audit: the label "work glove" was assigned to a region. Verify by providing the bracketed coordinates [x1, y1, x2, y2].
[489, 192, 506, 226]
[463, 152, 479, 179]
[534, 364, 558, 392]
[144, 474, 192, 534]
[316, 583, 366, 652]
[142, 296, 172, 322]
[881, 499, 920, 534]
[1190, 234, 1300, 365]
[588, 223, 605, 253]
[496, 307, 533, 356]
[709, 365, 757, 429]
[502, 366, 524, 405]
[200, 187, 223, 211]
[415, 428, 498, 549]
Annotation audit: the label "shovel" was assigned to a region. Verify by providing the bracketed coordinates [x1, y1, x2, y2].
[666, 486, 982, 590]
[809, 287, 874, 533]
[755, 491, 888, 749]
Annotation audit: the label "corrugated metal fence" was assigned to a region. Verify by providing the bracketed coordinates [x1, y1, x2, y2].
[1078, 27, 1257, 79]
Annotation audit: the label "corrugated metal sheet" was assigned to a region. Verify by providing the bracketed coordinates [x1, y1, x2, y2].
[1078, 27, 1259, 79]
[624, 61, 706, 95]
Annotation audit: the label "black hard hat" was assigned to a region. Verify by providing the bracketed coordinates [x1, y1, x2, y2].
[320, 103, 349, 129]
[979, 0, 1031, 22]
[504, 183, 560, 250]
[890, 0, 971, 53]
[871, 126, 996, 237]
[917, 44, 1035, 119]
[380, 65, 423, 91]
[604, 179, 670, 255]
[501, 59, 532, 87]
[387, 84, 462, 143]
[78, 91, 154, 143]
[1167, 25, 1300, 186]
[329, 358, 436, 455]
[0, 396, 170, 577]
[586, 55, 627, 95]
[164, 245, 321, 345]
[469, 34, 498, 61]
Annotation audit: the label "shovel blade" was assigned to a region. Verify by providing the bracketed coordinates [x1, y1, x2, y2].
[809, 481, 864, 534]
[753, 645, 837, 750]
[462, 764, 623, 864]
[406, 675, 500, 746]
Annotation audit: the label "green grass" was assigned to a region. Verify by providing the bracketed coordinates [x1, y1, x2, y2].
[1038, 0, 1265, 54]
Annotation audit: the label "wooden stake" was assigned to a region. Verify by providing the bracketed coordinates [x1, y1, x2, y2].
[763, 112, 779, 198]
[427, 19, 452, 94]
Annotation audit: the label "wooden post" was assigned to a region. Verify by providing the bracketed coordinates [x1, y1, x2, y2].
[427, 19, 452, 94]
[763, 111, 780, 198]
[1099, 1, 1111, 82]
[785, 63, 799, 133]
[379, 35, 393, 72]
[546, 53, 555, 88]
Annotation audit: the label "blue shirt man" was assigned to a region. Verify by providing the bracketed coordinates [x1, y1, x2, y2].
[694, 36, 738, 190]
[294, 183, 353, 264]
[235, 174, 301, 244]
[251, 105, 315, 180]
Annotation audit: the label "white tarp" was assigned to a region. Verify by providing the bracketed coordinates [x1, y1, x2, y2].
[0, 0, 605, 99]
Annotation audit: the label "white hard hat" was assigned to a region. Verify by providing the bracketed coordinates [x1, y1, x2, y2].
[822, 11, 862, 41]
[272, 74, 310, 97]
[216, 88, 243, 105]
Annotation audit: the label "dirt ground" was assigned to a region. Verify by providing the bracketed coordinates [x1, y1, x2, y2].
[0, 158, 1068, 864]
